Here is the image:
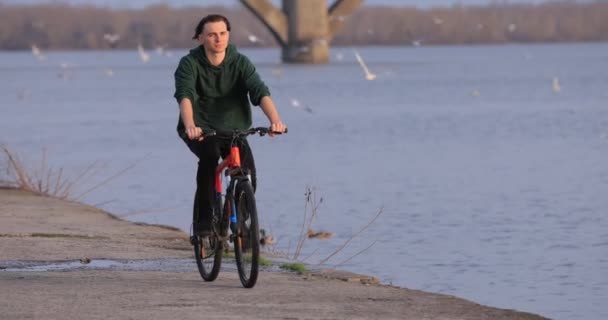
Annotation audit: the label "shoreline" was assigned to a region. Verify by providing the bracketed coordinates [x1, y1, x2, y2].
[0, 188, 548, 319]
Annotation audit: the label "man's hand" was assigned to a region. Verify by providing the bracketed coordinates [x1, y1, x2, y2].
[269, 121, 287, 137]
[259, 97, 286, 137]
[185, 126, 204, 141]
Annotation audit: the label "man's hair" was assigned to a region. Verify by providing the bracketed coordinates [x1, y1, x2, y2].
[192, 14, 231, 40]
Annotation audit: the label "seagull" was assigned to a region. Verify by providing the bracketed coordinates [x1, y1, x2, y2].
[103, 68, 114, 77]
[353, 49, 377, 81]
[507, 23, 517, 33]
[335, 52, 344, 61]
[155, 45, 174, 57]
[57, 62, 75, 79]
[103, 33, 120, 48]
[297, 46, 310, 53]
[137, 44, 150, 63]
[247, 34, 264, 45]
[31, 45, 46, 61]
[552, 77, 561, 93]
[471, 89, 480, 97]
[433, 17, 444, 25]
[290, 98, 313, 114]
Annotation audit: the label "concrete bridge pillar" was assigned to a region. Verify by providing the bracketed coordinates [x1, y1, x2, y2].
[239, 0, 363, 64]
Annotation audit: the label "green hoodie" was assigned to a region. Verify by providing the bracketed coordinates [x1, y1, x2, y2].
[173, 44, 270, 135]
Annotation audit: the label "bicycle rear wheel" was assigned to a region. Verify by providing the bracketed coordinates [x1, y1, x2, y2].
[233, 181, 260, 288]
[193, 194, 222, 281]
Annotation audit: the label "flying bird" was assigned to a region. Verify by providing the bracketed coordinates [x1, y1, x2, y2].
[247, 34, 265, 44]
[290, 98, 313, 114]
[353, 49, 377, 81]
[103, 33, 120, 48]
[31, 45, 46, 61]
[137, 44, 150, 63]
[552, 77, 561, 93]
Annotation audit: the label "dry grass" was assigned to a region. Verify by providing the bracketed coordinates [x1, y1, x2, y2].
[263, 186, 382, 268]
[0, 145, 136, 201]
[1, 145, 96, 198]
[292, 186, 324, 260]
[319, 208, 382, 267]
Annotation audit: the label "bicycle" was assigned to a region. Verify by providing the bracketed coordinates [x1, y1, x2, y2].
[190, 126, 287, 288]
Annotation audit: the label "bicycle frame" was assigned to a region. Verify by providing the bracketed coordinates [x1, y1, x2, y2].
[214, 143, 247, 236]
[214, 145, 241, 194]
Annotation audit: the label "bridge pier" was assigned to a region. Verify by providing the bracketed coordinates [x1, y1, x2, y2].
[239, 0, 363, 64]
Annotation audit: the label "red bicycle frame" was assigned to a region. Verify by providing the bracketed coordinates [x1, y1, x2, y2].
[214, 146, 241, 194]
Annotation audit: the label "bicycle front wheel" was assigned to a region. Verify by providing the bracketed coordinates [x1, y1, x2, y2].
[233, 181, 260, 288]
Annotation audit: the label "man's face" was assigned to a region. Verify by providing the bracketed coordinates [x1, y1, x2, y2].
[198, 21, 229, 54]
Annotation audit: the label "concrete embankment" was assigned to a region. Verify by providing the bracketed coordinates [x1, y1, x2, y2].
[0, 189, 547, 320]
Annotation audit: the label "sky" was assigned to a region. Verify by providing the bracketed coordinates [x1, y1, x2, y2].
[0, 0, 572, 9]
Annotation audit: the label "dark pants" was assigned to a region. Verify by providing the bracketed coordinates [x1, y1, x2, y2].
[184, 136, 256, 228]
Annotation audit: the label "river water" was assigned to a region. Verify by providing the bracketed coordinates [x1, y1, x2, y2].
[1, 43, 607, 320]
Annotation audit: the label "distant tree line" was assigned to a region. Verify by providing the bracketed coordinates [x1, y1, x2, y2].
[0, 1, 606, 50]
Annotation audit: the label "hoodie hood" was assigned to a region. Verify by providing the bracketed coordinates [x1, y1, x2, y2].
[189, 43, 238, 67]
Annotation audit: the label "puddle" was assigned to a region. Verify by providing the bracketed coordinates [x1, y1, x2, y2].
[0, 246, 307, 273]
[0, 258, 217, 272]
[0, 258, 289, 273]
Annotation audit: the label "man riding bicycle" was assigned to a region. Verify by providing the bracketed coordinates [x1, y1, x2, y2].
[173, 14, 286, 237]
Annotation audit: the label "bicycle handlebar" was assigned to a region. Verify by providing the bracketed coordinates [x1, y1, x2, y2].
[203, 127, 288, 138]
